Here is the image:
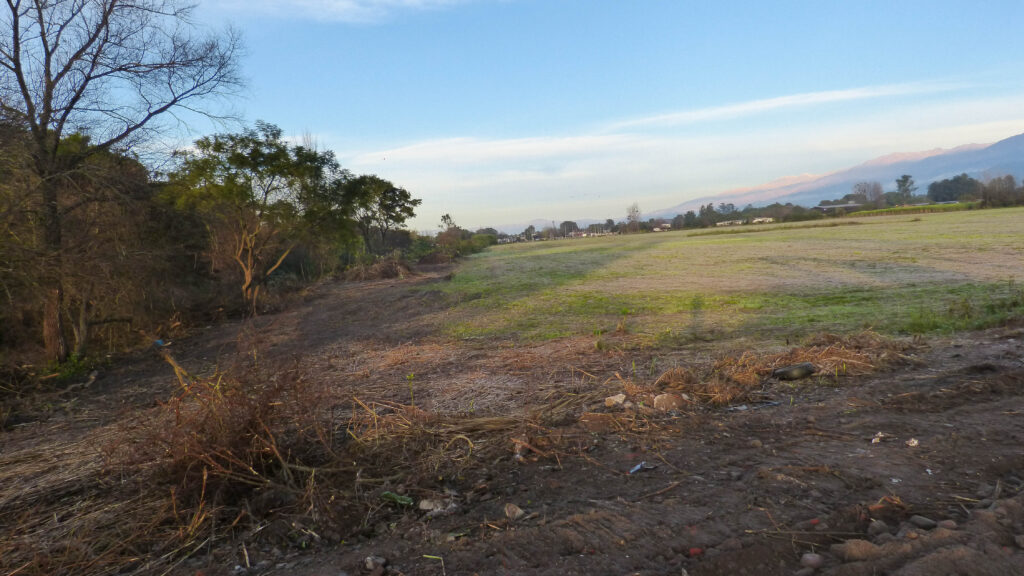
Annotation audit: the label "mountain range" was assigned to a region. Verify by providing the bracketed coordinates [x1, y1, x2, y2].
[648, 132, 1024, 219]
[493, 132, 1024, 233]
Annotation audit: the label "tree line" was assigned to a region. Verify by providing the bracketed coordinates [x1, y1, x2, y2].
[0, 1, 443, 368]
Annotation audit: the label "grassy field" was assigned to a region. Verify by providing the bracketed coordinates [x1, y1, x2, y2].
[436, 207, 1024, 345]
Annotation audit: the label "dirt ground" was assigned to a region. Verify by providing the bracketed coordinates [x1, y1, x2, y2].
[3, 265, 1023, 576]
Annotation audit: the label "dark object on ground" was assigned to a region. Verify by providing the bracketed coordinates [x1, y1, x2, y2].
[772, 362, 817, 380]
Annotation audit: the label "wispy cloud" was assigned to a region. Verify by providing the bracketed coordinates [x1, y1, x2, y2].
[219, 0, 476, 22]
[606, 81, 964, 131]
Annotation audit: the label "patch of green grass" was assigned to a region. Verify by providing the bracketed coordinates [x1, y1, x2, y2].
[437, 207, 1024, 343]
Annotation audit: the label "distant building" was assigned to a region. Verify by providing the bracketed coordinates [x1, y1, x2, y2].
[715, 220, 743, 227]
[751, 217, 774, 224]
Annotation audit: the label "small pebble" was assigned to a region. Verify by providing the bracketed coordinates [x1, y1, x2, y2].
[794, 568, 815, 576]
[867, 519, 889, 537]
[937, 519, 957, 530]
[800, 552, 825, 569]
[909, 515, 937, 530]
[749, 439, 763, 448]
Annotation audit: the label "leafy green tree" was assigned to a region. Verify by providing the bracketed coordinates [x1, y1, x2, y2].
[344, 175, 420, 255]
[559, 221, 579, 236]
[168, 122, 344, 313]
[927, 173, 982, 203]
[522, 224, 536, 239]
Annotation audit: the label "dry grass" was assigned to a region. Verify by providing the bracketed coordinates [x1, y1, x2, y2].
[652, 331, 913, 407]
[343, 258, 413, 281]
[0, 349, 609, 576]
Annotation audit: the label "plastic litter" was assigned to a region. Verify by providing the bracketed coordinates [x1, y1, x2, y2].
[628, 461, 657, 474]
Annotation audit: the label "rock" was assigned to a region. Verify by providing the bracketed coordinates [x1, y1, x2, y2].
[504, 502, 525, 521]
[748, 439, 763, 448]
[653, 393, 686, 411]
[364, 556, 387, 571]
[867, 519, 890, 537]
[937, 519, 957, 530]
[418, 498, 444, 511]
[909, 515, 937, 530]
[772, 362, 817, 380]
[794, 568, 815, 576]
[605, 393, 627, 407]
[1015, 534, 1024, 549]
[831, 539, 880, 561]
[800, 552, 824, 569]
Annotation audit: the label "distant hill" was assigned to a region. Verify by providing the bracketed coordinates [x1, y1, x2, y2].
[648, 132, 1024, 218]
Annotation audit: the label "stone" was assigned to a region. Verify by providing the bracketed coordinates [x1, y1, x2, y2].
[748, 439, 763, 448]
[794, 569, 815, 576]
[772, 362, 817, 380]
[909, 515, 937, 530]
[800, 552, 824, 569]
[653, 393, 686, 411]
[504, 502, 525, 521]
[867, 519, 889, 537]
[605, 393, 627, 407]
[364, 556, 387, 571]
[937, 519, 957, 530]
[418, 498, 444, 511]
[1015, 535, 1024, 549]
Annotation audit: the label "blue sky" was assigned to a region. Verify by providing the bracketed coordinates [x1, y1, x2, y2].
[195, 0, 1024, 231]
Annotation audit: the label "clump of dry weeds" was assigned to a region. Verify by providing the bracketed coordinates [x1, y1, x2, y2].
[652, 331, 914, 407]
[343, 257, 413, 281]
[0, 348, 606, 576]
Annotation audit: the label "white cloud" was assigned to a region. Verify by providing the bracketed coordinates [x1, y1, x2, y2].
[605, 81, 964, 131]
[218, 0, 476, 22]
[331, 85, 1024, 229]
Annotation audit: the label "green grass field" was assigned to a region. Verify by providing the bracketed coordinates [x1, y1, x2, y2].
[436, 207, 1024, 345]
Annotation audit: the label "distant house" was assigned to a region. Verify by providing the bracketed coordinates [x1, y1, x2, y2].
[715, 220, 743, 227]
[751, 217, 774, 224]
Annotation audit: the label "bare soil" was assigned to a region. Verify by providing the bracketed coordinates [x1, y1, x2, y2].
[3, 265, 1024, 576]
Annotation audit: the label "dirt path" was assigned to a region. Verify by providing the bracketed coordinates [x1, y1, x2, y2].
[3, 267, 1023, 576]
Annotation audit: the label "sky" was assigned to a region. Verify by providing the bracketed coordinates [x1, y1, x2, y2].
[193, 0, 1024, 231]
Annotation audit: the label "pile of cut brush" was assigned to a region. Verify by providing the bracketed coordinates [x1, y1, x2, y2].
[645, 331, 917, 407]
[0, 353, 603, 576]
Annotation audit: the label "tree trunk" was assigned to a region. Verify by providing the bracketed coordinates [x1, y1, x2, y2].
[44, 287, 68, 363]
[41, 178, 69, 363]
[72, 295, 91, 358]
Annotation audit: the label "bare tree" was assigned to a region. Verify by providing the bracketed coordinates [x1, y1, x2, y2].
[626, 202, 641, 233]
[0, 0, 242, 361]
[852, 181, 884, 207]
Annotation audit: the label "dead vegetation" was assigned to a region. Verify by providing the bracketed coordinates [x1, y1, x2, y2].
[0, 346, 609, 575]
[0, 330, 921, 575]
[647, 331, 916, 407]
[342, 258, 414, 282]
